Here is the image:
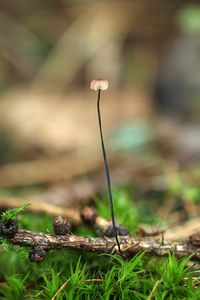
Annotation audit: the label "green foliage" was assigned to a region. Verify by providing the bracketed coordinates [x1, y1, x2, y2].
[95, 188, 139, 234]
[178, 5, 200, 33]
[154, 254, 200, 300]
[0, 203, 30, 222]
[0, 238, 13, 252]
[0, 274, 28, 300]
[0, 245, 199, 300]
[183, 186, 200, 203]
[0, 189, 199, 299]
[167, 172, 200, 203]
[0, 203, 30, 252]
[20, 213, 53, 233]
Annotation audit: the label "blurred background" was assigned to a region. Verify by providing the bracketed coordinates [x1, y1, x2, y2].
[0, 0, 199, 214]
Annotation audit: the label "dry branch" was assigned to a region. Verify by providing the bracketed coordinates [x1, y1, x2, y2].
[0, 197, 113, 233]
[0, 197, 82, 225]
[9, 229, 200, 261]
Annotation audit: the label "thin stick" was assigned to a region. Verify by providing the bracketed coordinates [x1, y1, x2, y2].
[97, 89, 121, 253]
[9, 229, 200, 260]
[52, 275, 73, 300]
[52, 275, 102, 300]
[147, 278, 163, 300]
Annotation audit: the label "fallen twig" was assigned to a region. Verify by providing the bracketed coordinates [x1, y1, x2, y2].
[0, 208, 199, 261]
[7, 228, 200, 261]
[1, 197, 200, 241]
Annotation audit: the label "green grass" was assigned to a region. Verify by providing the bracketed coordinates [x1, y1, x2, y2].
[0, 188, 199, 299]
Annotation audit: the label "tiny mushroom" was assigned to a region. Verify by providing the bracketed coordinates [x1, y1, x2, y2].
[90, 79, 122, 254]
[90, 79, 108, 91]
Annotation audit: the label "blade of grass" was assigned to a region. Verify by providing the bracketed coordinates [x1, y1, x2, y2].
[51, 275, 73, 300]
[147, 278, 162, 300]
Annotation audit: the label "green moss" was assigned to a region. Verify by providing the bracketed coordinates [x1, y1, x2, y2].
[0, 188, 199, 299]
[1, 203, 30, 223]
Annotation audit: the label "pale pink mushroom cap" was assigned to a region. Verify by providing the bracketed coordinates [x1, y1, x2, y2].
[90, 79, 108, 91]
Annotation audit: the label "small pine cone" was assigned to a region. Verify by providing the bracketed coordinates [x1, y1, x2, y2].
[1, 220, 18, 238]
[53, 216, 71, 235]
[104, 224, 129, 237]
[29, 246, 46, 263]
[80, 207, 97, 225]
[189, 233, 200, 247]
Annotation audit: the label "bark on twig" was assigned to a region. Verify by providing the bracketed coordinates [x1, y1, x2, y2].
[9, 229, 200, 260]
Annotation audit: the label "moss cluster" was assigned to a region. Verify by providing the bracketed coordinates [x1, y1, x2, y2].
[0, 189, 199, 299]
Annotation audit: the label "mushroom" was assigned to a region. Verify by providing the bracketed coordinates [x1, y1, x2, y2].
[90, 79, 121, 254]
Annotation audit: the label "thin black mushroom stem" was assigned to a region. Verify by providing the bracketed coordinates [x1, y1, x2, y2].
[90, 79, 122, 254]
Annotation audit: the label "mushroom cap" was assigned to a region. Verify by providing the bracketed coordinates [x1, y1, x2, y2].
[90, 79, 108, 91]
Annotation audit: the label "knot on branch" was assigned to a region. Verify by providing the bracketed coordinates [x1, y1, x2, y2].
[0, 220, 18, 238]
[29, 246, 46, 263]
[53, 216, 71, 235]
[104, 224, 129, 237]
[80, 206, 97, 225]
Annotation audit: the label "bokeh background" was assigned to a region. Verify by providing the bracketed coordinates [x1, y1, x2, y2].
[0, 3, 200, 298]
[0, 0, 199, 198]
